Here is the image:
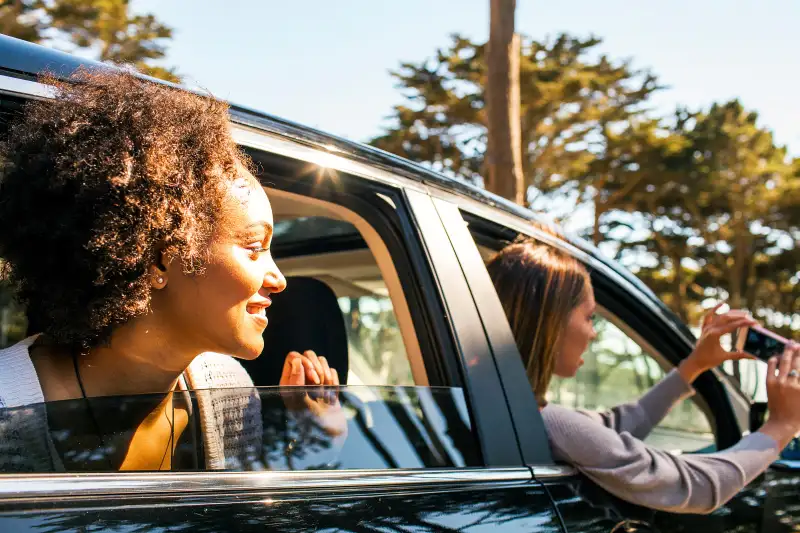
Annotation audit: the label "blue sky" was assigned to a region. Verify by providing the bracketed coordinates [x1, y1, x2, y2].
[133, 0, 800, 153]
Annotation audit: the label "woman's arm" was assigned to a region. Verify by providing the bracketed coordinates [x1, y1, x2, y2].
[544, 404, 781, 514]
[544, 343, 800, 515]
[576, 368, 694, 440]
[580, 307, 757, 439]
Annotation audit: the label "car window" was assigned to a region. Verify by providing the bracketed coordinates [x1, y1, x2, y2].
[271, 210, 416, 387]
[339, 290, 413, 386]
[461, 214, 715, 454]
[0, 386, 478, 473]
[548, 313, 715, 453]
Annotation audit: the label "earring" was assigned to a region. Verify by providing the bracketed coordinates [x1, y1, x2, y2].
[157, 277, 164, 284]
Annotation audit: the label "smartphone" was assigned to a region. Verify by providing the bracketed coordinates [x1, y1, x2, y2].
[735, 325, 790, 361]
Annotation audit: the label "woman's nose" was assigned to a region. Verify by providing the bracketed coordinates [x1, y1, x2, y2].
[264, 267, 286, 294]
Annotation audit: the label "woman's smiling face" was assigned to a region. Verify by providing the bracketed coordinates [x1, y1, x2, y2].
[152, 170, 287, 360]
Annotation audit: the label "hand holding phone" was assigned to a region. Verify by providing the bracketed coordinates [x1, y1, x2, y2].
[735, 325, 791, 362]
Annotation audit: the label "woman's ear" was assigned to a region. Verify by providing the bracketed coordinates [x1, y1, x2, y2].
[149, 264, 167, 289]
[149, 249, 170, 289]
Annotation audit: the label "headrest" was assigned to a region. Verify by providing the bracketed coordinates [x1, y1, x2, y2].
[240, 276, 349, 386]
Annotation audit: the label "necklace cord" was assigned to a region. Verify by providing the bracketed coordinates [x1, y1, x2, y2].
[72, 349, 178, 471]
[71, 349, 112, 469]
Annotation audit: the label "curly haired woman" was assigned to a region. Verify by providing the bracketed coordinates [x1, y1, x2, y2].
[0, 69, 340, 472]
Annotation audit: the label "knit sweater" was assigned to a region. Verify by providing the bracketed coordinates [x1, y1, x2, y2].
[0, 336, 261, 471]
[543, 369, 781, 514]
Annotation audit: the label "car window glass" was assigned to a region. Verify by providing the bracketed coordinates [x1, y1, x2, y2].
[461, 216, 715, 454]
[0, 386, 479, 473]
[272, 214, 414, 386]
[548, 315, 715, 453]
[339, 292, 413, 386]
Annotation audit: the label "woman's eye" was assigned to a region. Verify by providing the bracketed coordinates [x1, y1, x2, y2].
[247, 245, 268, 257]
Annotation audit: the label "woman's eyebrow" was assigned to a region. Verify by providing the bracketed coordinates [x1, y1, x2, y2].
[242, 221, 273, 239]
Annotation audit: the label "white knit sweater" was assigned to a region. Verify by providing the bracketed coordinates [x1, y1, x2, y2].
[0, 336, 261, 471]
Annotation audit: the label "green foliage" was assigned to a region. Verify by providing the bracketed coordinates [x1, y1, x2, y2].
[373, 33, 798, 340]
[610, 101, 799, 336]
[372, 33, 659, 196]
[0, 0, 179, 82]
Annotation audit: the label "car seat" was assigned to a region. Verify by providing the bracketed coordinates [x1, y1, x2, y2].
[240, 276, 349, 386]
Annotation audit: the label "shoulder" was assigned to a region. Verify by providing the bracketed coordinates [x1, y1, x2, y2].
[186, 352, 254, 390]
[0, 336, 44, 408]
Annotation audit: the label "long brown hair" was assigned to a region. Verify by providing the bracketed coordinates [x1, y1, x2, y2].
[487, 236, 590, 406]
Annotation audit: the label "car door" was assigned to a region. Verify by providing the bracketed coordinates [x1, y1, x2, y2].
[0, 72, 565, 531]
[435, 195, 800, 533]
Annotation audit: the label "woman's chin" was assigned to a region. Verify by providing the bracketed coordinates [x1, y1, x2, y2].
[224, 334, 264, 360]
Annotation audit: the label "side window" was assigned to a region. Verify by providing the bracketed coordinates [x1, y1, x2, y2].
[269, 210, 415, 386]
[462, 213, 715, 454]
[548, 313, 715, 453]
[0, 141, 480, 472]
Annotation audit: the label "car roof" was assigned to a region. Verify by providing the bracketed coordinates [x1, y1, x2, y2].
[0, 34, 692, 340]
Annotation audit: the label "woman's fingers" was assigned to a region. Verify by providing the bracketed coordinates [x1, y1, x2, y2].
[778, 347, 794, 381]
[279, 353, 306, 386]
[300, 356, 321, 385]
[703, 303, 726, 328]
[280, 352, 303, 385]
[708, 317, 757, 338]
[304, 350, 325, 385]
[729, 351, 758, 361]
[318, 356, 333, 384]
[702, 307, 752, 331]
[331, 368, 340, 387]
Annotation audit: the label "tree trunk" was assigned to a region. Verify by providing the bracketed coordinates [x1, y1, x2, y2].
[486, 0, 524, 205]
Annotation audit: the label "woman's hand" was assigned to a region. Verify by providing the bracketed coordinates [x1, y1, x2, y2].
[279, 350, 339, 387]
[759, 343, 800, 450]
[278, 350, 346, 438]
[678, 304, 757, 384]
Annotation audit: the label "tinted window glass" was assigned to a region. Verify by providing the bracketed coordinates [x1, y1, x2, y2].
[273, 216, 362, 248]
[339, 289, 413, 386]
[0, 386, 478, 473]
[272, 214, 414, 386]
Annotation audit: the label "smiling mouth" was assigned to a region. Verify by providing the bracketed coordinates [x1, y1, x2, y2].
[246, 305, 267, 318]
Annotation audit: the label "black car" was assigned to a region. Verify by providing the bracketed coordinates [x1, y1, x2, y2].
[0, 34, 798, 533]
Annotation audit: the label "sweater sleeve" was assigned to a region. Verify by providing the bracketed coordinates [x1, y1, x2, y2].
[575, 369, 695, 440]
[543, 404, 780, 514]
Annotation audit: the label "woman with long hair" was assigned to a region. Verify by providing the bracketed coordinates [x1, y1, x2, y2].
[488, 236, 800, 514]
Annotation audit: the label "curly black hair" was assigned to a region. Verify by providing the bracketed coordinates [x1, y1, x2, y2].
[0, 68, 247, 349]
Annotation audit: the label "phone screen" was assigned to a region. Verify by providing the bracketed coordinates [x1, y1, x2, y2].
[743, 328, 787, 361]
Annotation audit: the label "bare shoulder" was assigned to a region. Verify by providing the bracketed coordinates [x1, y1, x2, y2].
[28, 343, 80, 402]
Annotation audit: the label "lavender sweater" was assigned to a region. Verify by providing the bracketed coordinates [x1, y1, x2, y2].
[542, 369, 780, 514]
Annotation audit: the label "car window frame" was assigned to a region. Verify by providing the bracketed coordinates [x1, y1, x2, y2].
[439, 200, 743, 460]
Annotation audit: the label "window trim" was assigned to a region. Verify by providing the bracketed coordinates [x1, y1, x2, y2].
[0, 467, 535, 505]
[432, 198, 554, 466]
[405, 189, 524, 466]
